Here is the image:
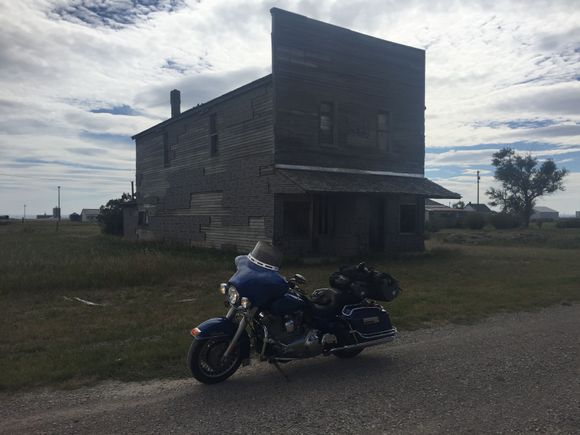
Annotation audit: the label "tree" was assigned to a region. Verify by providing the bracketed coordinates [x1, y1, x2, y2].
[97, 193, 133, 236]
[69, 212, 81, 222]
[452, 201, 465, 209]
[486, 148, 567, 227]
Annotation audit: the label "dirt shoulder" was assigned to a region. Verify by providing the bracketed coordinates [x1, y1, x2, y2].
[1, 304, 579, 434]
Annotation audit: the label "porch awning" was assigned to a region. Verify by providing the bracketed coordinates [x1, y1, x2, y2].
[277, 169, 460, 199]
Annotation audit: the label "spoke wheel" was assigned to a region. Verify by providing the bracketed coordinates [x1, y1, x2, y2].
[188, 338, 242, 384]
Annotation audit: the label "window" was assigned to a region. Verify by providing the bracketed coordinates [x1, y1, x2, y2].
[138, 210, 149, 225]
[377, 110, 390, 150]
[283, 201, 310, 238]
[319, 102, 335, 145]
[163, 131, 170, 167]
[400, 204, 417, 233]
[209, 113, 218, 156]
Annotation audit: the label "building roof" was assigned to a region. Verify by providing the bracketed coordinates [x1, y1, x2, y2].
[533, 206, 558, 213]
[425, 199, 464, 211]
[132, 74, 272, 140]
[277, 169, 460, 198]
[81, 209, 100, 215]
[465, 203, 492, 213]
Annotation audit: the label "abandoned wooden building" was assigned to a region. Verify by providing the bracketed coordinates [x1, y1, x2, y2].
[125, 8, 460, 256]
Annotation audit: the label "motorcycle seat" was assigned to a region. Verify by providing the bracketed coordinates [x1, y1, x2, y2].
[309, 288, 342, 317]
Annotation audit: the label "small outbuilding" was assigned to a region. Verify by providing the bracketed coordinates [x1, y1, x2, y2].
[464, 202, 493, 214]
[81, 209, 100, 223]
[530, 206, 559, 221]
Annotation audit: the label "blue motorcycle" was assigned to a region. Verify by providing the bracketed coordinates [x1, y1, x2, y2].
[187, 242, 402, 384]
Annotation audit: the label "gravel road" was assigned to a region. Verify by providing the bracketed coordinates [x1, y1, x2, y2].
[1, 304, 579, 434]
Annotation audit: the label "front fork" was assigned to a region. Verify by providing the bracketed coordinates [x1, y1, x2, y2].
[222, 307, 255, 358]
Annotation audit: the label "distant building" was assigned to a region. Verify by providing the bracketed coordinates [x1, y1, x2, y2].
[53, 207, 61, 219]
[425, 199, 465, 228]
[0, 215, 9, 220]
[576, 211, 580, 218]
[530, 206, 559, 221]
[36, 213, 52, 219]
[464, 202, 493, 213]
[81, 209, 100, 223]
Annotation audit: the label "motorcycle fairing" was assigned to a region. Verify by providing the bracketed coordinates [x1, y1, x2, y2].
[228, 255, 288, 307]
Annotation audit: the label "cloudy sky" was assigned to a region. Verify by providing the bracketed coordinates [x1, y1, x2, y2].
[1, 0, 579, 216]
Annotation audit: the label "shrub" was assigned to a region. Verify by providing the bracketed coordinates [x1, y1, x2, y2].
[97, 193, 133, 236]
[556, 218, 580, 228]
[490, 213, 520, 229]
[462, 212, 486, 230]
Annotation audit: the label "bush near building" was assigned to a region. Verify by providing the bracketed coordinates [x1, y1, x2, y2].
[556, 218, 580, 228]
[489, 213, 520, 229]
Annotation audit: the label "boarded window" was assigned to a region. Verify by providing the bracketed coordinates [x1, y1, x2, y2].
[377, 110, 390, 150]
[319, 102, 335, 145]
[400, 204, 416, 233]
[163, 131, 170, 167]
[283, 201, 310, 237]
[209, 113, 218, 156]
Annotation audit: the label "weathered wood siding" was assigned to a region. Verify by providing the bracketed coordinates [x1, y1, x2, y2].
[134, 79, 277, 252]
[271, 8, 425, 175]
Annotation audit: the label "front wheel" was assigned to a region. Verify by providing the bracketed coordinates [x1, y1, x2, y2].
[187, 337, 242, 384]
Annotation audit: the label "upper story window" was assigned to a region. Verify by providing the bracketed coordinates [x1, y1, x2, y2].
[377, 110, 390, 150]
[319, 102, 335, 145]
[163, 131, 170, 167]
[209, 113, 218, 156]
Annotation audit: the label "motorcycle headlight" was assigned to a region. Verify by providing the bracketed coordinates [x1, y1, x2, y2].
[219, 283, 227, 295]
[228, 286, 239, 305]
[240, 297, 251, 309]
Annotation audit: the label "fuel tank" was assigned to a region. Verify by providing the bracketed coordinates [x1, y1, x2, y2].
[268, 292, 308, 316]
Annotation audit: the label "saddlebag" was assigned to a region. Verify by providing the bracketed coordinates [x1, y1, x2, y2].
[330, 265, 402, 302]
[341, 303, 395, 342]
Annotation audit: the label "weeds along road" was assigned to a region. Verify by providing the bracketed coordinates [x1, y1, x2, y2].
[1, 304, 579, 434]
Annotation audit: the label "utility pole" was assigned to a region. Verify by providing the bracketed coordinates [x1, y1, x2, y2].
[23, 204, 26, 223]
[56, 186, 61, 232]
[476, 170, 481, 205]
[131, 181, 135, 199]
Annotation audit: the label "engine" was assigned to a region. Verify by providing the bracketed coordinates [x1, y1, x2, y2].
[259, 311, 322, 359]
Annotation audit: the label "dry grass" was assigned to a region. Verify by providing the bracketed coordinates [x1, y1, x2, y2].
[1, 220, 579, 390]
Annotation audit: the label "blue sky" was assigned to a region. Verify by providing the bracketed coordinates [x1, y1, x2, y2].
[1, 0, 579, 216]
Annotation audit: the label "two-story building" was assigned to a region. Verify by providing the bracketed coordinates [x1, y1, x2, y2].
[125, 8, 459, 256]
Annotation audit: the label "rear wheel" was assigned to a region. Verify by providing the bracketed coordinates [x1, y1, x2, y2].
[187, 337, 242, 384]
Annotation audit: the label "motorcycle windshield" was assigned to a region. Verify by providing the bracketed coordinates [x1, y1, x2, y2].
[228, 255, 288, 307]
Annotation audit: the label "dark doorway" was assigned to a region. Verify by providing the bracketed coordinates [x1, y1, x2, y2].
[312, 195, 336, 254]
[369, 197, 385, 252]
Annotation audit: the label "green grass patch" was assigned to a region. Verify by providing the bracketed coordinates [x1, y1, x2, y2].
[1, 221, 579, 390]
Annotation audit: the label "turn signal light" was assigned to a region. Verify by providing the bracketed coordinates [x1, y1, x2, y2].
[191, 327, 201, 337]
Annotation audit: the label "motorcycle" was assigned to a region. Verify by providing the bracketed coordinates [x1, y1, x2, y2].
[187, 241, 402, 384]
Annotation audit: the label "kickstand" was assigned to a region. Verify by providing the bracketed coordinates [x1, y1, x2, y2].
[270, 360, 290, 382]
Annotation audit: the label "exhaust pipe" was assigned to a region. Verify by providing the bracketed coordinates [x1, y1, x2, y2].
[329, 333, 396, 355]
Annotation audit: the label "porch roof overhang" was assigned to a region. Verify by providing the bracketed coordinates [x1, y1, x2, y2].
[277, 169, 461, 199]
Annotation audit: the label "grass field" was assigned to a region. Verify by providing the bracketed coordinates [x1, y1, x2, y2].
[1, 220, 579, 390]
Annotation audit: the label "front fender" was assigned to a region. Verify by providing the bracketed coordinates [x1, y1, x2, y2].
[191, 317, 250, 359]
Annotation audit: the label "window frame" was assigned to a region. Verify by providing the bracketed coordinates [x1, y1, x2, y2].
[377, 110, 391, 151]
[318, 101, 336, 146]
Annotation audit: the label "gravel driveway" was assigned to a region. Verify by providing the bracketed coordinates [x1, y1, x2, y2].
[1, 304, 579, 434]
